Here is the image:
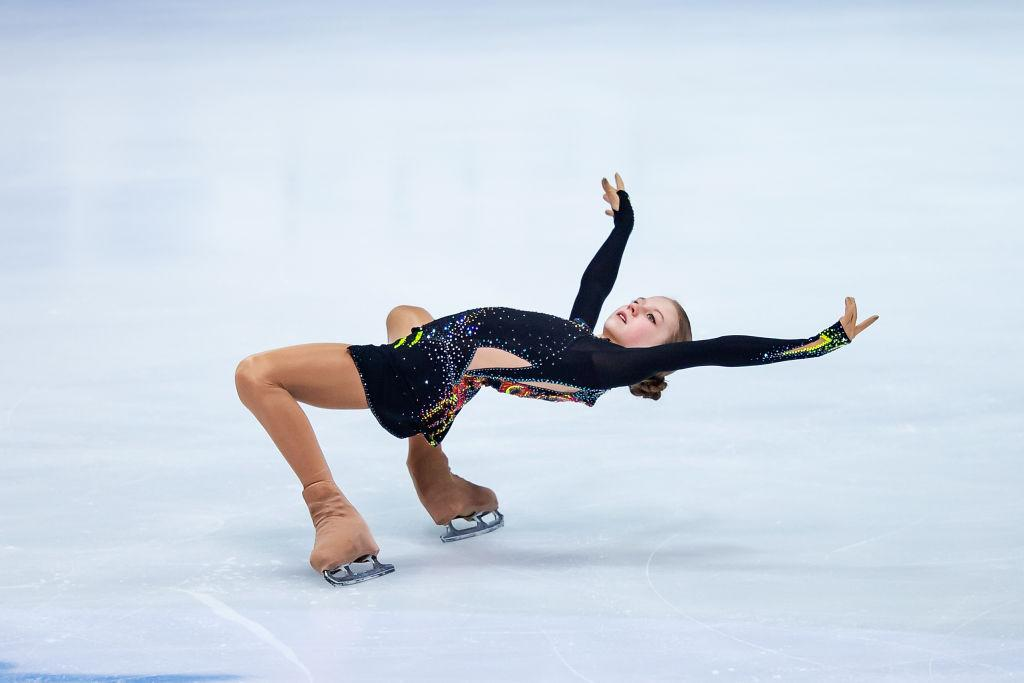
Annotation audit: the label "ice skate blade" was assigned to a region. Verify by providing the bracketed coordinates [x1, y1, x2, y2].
[440, 509, 504, 543]
[322, 554, 395, 586]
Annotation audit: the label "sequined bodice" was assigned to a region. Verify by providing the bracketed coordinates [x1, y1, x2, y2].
[399, 306, 610, 407]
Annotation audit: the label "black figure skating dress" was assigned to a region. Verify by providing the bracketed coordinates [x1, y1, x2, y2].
[346, 190, 851, 447]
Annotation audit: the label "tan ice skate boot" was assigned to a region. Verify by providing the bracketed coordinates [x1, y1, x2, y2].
[301, 480, 394, 585]
[407, 452, 504, 542]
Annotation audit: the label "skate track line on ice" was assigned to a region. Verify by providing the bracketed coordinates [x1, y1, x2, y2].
[645, 532, 1020, 677]
[643, 532, 834, 671]
[926, 597, 1021, 678]
[824, 514, 930, 555]
[174, 588, 313, 682]
[540, 628, 595, 682]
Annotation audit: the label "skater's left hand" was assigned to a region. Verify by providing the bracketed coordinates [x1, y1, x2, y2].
[839, 296, 879, 341]
[602, 173, 625, 215]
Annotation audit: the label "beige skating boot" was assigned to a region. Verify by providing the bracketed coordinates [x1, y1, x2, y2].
[407, 452, 504, 542]
[301, 480, 394, 585]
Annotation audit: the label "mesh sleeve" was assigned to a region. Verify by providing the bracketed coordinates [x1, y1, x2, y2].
[586, 319, 852, 389]
[568, 189, 634, 331]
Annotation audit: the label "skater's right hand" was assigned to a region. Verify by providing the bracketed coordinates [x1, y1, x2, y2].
[602, 173, 626, 216]
[839, 296, 878, 341]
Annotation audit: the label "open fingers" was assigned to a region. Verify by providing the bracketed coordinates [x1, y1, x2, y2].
[602, 174, 626, 193]
[841, 297, 854, 325]
[601, 177, 620, 212]
[855, 315, 879, 334]
[601, 185, 614, 205]
[840, 296, 879, 340]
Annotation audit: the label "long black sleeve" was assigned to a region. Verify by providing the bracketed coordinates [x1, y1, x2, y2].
[581, 319, 852, 389]
[568, 189, 634, 331]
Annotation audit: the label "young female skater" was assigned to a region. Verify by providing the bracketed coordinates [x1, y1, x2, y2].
[234, 173, 879, 586]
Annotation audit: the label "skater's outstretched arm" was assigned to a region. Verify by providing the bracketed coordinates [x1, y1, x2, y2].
[586, 297, 879, 390]
[569, 173, 634, 331]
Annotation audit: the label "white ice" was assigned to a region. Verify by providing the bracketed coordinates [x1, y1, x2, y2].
[1, 1, 1022, 681]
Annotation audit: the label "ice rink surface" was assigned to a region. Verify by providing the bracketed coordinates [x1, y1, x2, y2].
[1, 1, 1022, 680]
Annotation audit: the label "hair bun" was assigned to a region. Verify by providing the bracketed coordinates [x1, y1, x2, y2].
[629, 375, 667, 401]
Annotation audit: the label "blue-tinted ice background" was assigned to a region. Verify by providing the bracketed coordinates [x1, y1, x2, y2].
[1, 1, 1022, 681]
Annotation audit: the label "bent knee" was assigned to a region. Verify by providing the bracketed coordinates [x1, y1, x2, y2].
[234, 354, 272, 395]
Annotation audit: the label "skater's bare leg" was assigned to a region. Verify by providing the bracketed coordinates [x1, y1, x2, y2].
[234, 343, 381, 572]
[386, 306, 499, 525]
[235, 342, 367, 485]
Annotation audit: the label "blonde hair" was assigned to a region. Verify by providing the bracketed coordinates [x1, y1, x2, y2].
[628, 298, 692, 401]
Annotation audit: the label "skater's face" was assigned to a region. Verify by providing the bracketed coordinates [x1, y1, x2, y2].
[601, 296, 677, 347]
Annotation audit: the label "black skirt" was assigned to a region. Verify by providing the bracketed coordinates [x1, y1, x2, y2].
[345, 342, 424, 440]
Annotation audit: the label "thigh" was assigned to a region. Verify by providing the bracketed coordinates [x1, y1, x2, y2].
[246, 342, 369, 410]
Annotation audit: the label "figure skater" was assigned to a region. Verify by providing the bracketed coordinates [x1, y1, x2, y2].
[234, 173, 879, 585]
